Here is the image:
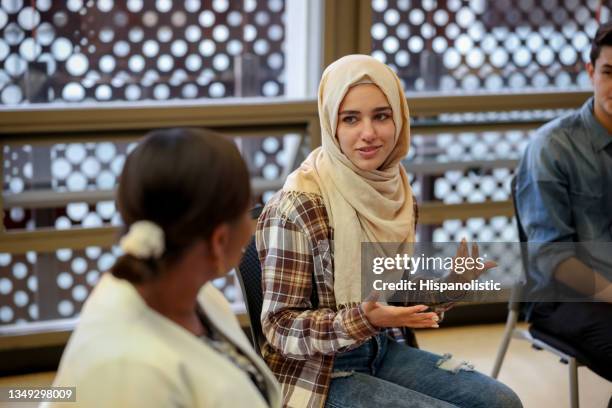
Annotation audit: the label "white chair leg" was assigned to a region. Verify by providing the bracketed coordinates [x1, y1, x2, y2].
[569, 357, 579, 408]
[491, 309, 519, 378]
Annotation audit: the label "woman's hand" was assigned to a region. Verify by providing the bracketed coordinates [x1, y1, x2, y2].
[449, 238, 497, 283]
[362, 300, 439, 329]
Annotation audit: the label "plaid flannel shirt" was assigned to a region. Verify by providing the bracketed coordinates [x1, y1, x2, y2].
[256, 191, 423, 408]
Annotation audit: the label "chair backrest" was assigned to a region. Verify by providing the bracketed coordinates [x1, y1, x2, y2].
[510, 175, 531, 311]
[510, 176, 528, 244]
[236, 205, 319, 355]
[235, 206, 266, 354]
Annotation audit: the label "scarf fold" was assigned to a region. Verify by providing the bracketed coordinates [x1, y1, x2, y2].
[283, 55, 415, 307]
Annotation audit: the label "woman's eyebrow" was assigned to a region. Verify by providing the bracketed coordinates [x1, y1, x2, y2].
[339, 106, 391, 115]
[373, 106, 392, 112]
[338, 110, 360, 115]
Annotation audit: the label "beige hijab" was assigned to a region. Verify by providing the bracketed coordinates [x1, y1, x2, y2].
[283, 54, 415, 307]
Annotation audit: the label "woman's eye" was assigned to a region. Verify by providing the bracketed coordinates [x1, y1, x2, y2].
[342, 116, 357, 124]
[375, 113, 390, 121]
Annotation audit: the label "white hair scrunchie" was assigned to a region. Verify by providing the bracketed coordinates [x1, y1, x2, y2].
[119, 220, 165, 259]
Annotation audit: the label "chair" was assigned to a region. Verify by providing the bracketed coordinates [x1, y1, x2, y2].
[491, 176, 586, 408]
[235, 205, 267, 355]
[236, 205, 319, 356]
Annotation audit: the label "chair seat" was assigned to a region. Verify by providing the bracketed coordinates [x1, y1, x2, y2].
[529, 325, 590, 365]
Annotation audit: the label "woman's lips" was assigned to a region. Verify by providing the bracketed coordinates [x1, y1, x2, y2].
[356, 145, 381, 159]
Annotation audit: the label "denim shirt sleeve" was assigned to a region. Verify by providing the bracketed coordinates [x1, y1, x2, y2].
[515, 127, 576, 285]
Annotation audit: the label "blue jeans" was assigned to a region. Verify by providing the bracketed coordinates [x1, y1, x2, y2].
[325, 333, 522, 408]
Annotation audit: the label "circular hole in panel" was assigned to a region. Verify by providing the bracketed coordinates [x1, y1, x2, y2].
[0, 278, 13, 295]
[408, 37, 423, 53]
[128, 54, 145, 72]
[52, 11, 68, 28]
[52, 157, 72, 179]
[13, 262, 27, 279]
[96, 201, 115, 219]
[4, 54, 27, 76]
[66, 53, 89, 76]
[0, 307, 14, 323]
[384, 9, 400, 26]
[226, 39, 242, 56]
[153, 83, 170, 99]
[86, 246, 102, 259]
[262, 81, 279, 96]
[199, 10, 215, 27]
[372, 0, 388, 12]
[212, 25, 229, 42]
[383, 36, 399, 53]
[199, 39, 215, 56]
[186, 54, 202, 71]
[185, 25, 201, 42]
[371, 22, 387, 40]
[67, 202, 89, 221]
[99, 55, 115, 73]
[212, 0, 229, 12]
[268, 0, 282, 12]
[244, 24, 257, 42]
[57, 272, 74, 289]
[409, 9, 424, 25]
[4, 22, 24, 45]
[82, 213, 102, 227]
[17, 7, 40, 30]
[142, 11, 158, 27]
[253, 39, 269, 55]
[182, 83, 198, 98]
[58, 300, 74, 317]
[113, 41, 130, 57]
[81, 156, 101, 178]
[97, 253, 115, 272]
[157, 54, 174, 72]
[63, 83, 86, 102]
[10, 207, 25, 222]
[9, 178, 24, 193]
[96, 170, 115, 189]
[1, 85, 23, 104]
[171, 39, 188, 57]
[142, 40, 159, 57]
[157, 26, 173, 42]
[255, 11, 270, 26]
[98, 27, 114, 43]
[14, 290, 29, 307]
[97, 0, 114, 12]
[72, 285, 89, 302]
[86, 270, 100, 286]
[208, 82, 225, 97]
[127, 0, 143, 12]
[71, 257, 88, 274]
[66, 172, 88, 192]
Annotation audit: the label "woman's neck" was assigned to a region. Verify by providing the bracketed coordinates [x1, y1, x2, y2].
[135, 267, 210, 336]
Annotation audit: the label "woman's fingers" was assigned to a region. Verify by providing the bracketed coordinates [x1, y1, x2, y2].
[397, 304, 428, 316]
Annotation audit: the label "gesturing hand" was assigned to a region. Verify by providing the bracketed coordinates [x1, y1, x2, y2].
[450, 238, 497, 283]
[362, 298, 439, 329]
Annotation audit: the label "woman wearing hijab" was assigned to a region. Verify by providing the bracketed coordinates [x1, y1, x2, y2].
[256, 56, 521, 408]
[45, 128, 281, 407]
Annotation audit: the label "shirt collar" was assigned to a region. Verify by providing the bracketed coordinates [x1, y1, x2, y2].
[581, 97, 612, 152]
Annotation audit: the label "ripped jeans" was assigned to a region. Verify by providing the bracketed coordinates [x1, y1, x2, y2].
[325, 333, 522, 408]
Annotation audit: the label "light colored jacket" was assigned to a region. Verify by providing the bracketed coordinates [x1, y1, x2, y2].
[42, 273, 281, 408]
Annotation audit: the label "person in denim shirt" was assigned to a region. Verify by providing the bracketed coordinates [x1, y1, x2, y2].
[515, 23, 612, 382]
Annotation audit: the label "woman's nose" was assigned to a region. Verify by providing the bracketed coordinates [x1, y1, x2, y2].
[361, 119, 376, 140]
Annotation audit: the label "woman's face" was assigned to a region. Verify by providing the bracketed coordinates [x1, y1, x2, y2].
[336, 84, 396, 171]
